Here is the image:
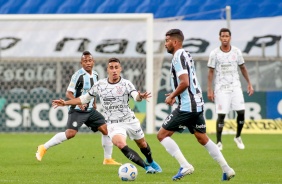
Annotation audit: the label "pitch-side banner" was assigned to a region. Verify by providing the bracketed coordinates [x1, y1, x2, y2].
[206, 119, 282, 134]
[0, 16, 281, 57]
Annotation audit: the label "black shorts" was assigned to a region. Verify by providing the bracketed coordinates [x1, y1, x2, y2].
[66, 109, 106, 132]
[162, 108, 206, 134]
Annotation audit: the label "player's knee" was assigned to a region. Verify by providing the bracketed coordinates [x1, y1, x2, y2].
[65, 129, 77, 139]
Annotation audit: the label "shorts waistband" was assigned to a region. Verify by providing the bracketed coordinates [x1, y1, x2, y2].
[107, 116, 135, 123]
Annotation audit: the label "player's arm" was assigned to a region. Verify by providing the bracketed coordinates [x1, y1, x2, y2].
[52, 93, 93, 108]
[165, 73, 189, 106]
[66, 90, 87, 110]
[131, 90, 152, 102]
[207, 67, 215, 102]
[239, 64, 254, 96]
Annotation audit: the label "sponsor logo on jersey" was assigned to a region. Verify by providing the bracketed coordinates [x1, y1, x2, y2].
[104, 98, 116, 101]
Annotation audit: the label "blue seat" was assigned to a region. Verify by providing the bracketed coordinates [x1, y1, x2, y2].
[257, 4, 280, 17]
[38, 0, 65, 13]
[79, 0, 104, 13]
[0, 0, 26, 14]
[95, 0, 125, 13]
[57, 0, 85, 13]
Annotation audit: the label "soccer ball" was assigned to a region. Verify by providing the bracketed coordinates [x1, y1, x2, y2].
[118, 163, 138, 181]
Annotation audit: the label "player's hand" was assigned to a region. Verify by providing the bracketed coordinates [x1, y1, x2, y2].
[52, 99, 66, 108]
[247, 84, 254, 96]
[138, 91, 152, 101]
[207, 90, 214, 102]
[165, 93, 175, 106]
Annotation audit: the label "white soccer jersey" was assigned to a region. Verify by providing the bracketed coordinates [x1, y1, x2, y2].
[88, 77, 136, 121]
[207, 46, 244, 90]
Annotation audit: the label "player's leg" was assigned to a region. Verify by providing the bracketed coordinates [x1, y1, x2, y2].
[216, 114, 225, 150]
[192, 112, 235, 181]
[134, 138, 162, 173]
[231, 88, 246, 149]
[125, 118, 161, 172]
[214, 90, 231, 150]
[36, 110, 87, 161]
[157, 109, 194, 180]
[108, 122, 155, 173]
[87, 110, 121, 165]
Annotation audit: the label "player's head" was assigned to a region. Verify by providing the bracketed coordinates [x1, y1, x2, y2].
[81, 51, 94, 73]
[107, 57, 122, 83]
[219, 28, 231, 47]
[165, 29, 184, 54]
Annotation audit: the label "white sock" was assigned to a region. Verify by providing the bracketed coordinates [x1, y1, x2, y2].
[44, 132, 67, 149]
[102, 135, 113, 159]
[204, 139, 230, 172]
[160, 137, 190, 168]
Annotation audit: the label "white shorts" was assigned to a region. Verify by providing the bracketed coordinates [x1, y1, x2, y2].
[107, 118, 144, 140]
[214, 86, 245, 114]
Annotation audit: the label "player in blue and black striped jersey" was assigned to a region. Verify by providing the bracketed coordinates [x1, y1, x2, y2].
[36, 51, 121, 165]
[157, 29, 235, 181]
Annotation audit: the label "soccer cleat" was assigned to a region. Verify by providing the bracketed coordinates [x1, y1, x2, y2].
[145, 165, 157, 174]
[103, 158, 122, 165]
[234, 137, 245, 149]
[146, 159, 162, 172]
[222, 168, 235, 181]
[36, 145, 47, 161]
[172, 165, 194, 181]
[217, 142, 223, 151]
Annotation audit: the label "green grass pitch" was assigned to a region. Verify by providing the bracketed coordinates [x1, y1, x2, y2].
[0, 133, 281, 184]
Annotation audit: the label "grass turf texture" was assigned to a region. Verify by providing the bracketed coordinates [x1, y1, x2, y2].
[0, 133, 281, 184]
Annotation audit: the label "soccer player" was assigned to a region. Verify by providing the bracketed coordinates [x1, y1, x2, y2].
[157, 29, 235, 181]
[207, 28, 254, 150]
[36, 51, 121, 165]
[52, 57, 162, 174]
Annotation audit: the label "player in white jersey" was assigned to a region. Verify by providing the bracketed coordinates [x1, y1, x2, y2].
[207, 28, 254, 150]
[52, 58, 162, 174]
[36, 51, 120, 165]
[157, 29, 235, 181]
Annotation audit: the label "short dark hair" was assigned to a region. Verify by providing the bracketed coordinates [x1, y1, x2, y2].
[82, 50, 92, 56]
[108, 57, 120, 63]
[165, 29, 184, 42]
[219, 28, 231, 36]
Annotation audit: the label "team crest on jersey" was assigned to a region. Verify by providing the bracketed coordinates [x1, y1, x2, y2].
[116, 86, 123, 95]
[72, 121, 78, 127]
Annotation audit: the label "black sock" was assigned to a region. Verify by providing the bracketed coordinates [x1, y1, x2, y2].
[216, 120, 224, 143]
[140, 142, 153, 163]
[121, 145, 148, 168]
[236, 123, 244, 138]
[236, 110, 245, 138]
[216, 114, 225, 143]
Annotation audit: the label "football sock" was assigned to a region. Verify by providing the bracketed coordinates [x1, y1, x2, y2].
[121, 145, 148, 168]
[236, 110, 245, 138]
[204, 139, 230, 172]
[160, 137, 190, 168]
[44, 132, 67, 149]
[216, 114, 225, 143]
[140, 142, 153, 163]
[102, 135, 113, 159]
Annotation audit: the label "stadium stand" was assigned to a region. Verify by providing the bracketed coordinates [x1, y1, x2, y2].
[0, 0, 281, 19]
